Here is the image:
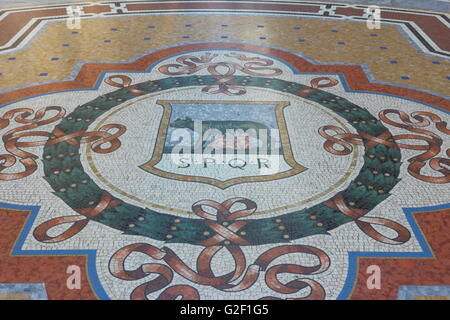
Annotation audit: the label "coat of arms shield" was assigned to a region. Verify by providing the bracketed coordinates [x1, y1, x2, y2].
[140, 100, 307, 188]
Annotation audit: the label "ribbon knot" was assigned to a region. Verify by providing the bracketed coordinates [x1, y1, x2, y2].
[104, 75, 149, 96]
[325, 193, 411, 245]
[295, 77, 339, 98]
[192, 198, 256, 246]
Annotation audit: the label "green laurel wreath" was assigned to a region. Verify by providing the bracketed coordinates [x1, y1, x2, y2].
[42, 75, 401, 245]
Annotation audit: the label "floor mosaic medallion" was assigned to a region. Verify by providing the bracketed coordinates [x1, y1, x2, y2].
[0, 0, 449, 301]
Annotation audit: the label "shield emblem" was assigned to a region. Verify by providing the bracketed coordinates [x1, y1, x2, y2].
[140, 100, 307, 188]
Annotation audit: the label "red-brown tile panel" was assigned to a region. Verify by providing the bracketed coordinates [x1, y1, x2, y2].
[0, 209, 98, 300]
[0, 9, 67, 46]
[350, 208, 450, 299]
[126, 2, 320, 13]
[381, 11, 450, 51]
[82, 5, 112, 14]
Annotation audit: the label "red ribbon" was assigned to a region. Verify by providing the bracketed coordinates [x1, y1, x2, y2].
[319, 109, 450, 183]
[109, 242, 330, 300]
[0, 106, 126, 181]
[192, 198, 255, 246]
[104, 75, 149, 96]
[295, 77, 339, 97]
[325, 193, 411, 245]
[33, 191, 120, 243]
[108, 197, 330, 300]
[158, 53, 282, 96]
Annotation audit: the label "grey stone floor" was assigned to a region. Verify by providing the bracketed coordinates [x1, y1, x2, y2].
[0, 0, 449, 11]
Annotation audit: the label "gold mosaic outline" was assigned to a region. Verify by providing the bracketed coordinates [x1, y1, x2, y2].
[86, 87, 360, 215]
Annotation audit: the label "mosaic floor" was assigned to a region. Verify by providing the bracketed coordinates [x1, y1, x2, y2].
[0, 0, 449, 301]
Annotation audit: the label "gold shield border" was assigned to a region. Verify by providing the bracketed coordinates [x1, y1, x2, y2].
[139, 100, 307, 189]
